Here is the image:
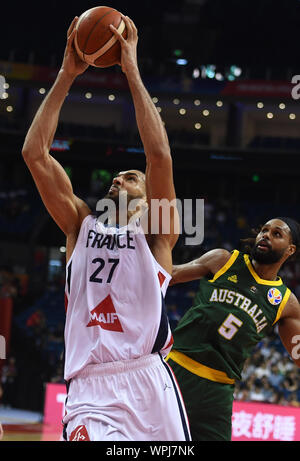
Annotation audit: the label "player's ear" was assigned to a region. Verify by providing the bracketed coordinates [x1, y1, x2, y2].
[289, 244, 296, 257]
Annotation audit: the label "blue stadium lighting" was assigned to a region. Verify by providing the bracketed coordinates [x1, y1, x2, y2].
[176, 58, 188, 66]
[230, 65, 242, 77]
[51, 139, 71, 151]
[205, 65, 216, 79]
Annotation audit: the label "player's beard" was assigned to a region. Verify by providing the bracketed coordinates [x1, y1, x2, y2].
[250, 244, 285, 264]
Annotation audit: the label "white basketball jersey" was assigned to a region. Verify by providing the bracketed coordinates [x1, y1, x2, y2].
[64, 214, 173, 381]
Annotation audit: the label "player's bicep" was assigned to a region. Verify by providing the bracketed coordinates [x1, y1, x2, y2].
[145, 154, 175, 201]
[171, 249, 231, 285]
[145, 155, 179, 245]
[24, 153, 87, 235]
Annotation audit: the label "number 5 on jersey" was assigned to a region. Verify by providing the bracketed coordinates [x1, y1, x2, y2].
[218, 313, 243, 340]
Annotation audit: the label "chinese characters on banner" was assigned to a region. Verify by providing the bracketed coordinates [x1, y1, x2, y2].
[232, 401, 300, 441]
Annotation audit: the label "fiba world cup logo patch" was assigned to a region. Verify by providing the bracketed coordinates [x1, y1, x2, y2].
[267, 288, 282, 306]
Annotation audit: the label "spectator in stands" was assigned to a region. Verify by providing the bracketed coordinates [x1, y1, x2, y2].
[273, 391, 289, 406]
[260, 376, 277, 403]
[234, 383, 250, 402]
[0, 266, 19, 299]
[277, 354, 295, 374]
[268, 364, 285, 390]
[254, 360, 271, 380]
[26, 309, 48, 349]
[288, 391, 300, 407]
[241, 351, 263, 381]
[26, 309, 46, 332]
[281, 370, 299, 396]
[249, 383, 265, 402]
[1, 356, 18, 408]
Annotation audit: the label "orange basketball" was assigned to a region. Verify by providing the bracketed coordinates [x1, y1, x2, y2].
[74, 6, 127, 68]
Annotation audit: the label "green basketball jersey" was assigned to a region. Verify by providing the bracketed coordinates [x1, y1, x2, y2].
[172, 250, 291, 381]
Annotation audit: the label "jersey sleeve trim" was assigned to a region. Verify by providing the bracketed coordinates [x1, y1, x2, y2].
[209, 249, 239, 283]
[272, 288, 291, 325]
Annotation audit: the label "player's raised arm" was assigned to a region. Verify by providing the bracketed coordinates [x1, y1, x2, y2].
[171, 249, 232, 285]
[22, 17, 90, 239]
[110, 16, 178, 248]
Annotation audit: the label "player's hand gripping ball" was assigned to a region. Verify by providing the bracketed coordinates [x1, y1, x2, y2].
[74, 6, 127, 67]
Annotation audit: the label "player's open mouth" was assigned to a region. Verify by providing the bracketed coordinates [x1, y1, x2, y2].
[257, 240, 270, 251]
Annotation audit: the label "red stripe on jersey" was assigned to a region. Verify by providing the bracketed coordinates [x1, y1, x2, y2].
[162, 334, 174, 351]
[64, 293, 68, 313]
[158, 271, 166, 287]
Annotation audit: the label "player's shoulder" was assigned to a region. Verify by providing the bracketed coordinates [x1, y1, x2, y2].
[200, 248, 234, 275]
[280, 290, 300, 321]
[75, 196, 92, 222]
[204, 248, 237, 264]
[285, 290, 299, 309]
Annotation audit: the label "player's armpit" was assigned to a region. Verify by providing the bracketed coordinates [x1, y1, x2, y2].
[278, 293, 300, 367]
[170, 248, 231, 285]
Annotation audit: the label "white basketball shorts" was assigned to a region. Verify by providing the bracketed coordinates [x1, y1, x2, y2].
[62, 353, 191, 441]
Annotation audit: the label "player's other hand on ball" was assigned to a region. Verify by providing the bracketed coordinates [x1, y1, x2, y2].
[110, 15, 138, 74]
[61, 17, 89, 78]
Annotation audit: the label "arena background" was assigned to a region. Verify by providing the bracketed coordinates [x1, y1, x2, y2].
[1, 0, 300, 441]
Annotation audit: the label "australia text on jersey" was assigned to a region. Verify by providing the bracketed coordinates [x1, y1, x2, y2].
[209, 288, 268, 334]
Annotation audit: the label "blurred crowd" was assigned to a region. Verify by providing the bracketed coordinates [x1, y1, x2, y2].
[235, 333, 300, 407]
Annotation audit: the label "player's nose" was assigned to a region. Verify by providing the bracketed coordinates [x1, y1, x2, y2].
[113, 175, 123, 186]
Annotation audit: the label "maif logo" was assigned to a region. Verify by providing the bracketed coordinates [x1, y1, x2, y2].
[87, 294, 124, 332]
[70, 425, 90, 441]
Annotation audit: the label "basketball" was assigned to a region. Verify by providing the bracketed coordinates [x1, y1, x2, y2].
[74, 6, 127, 68]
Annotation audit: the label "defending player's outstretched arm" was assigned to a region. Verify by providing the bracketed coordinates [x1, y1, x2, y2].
[22, 18, 90, 250]
[171, 248, 232, 285]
